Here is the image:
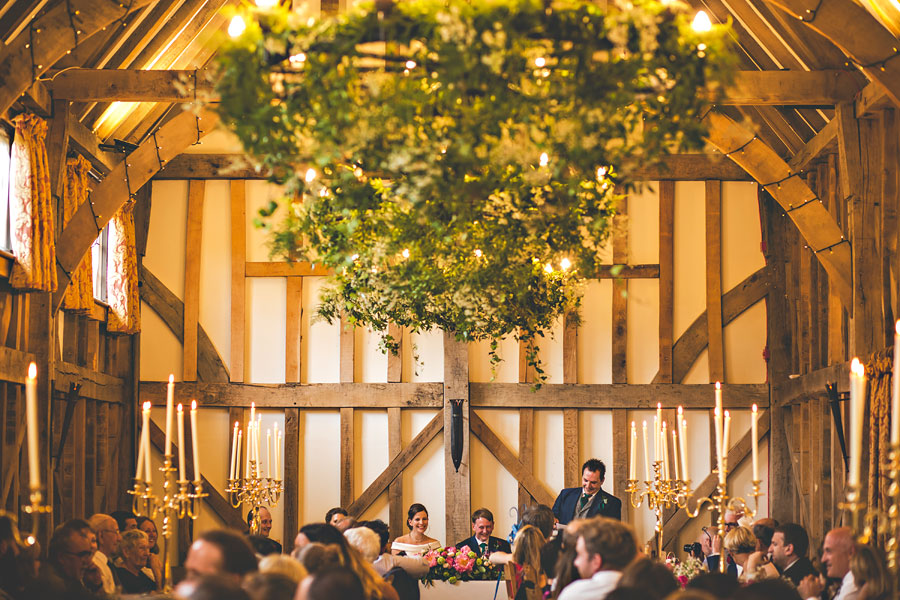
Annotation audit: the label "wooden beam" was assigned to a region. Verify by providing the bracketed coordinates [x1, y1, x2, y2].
[66, 113, 120, 175]
[706, 181, 725, 381]
[139, 265, 230, 383]
[470, 411, 555, 507]
[563, 313, 577, 384]
[246, 262, 333, 278]
[54, 361, 125, 404]
[48, 68, 217, 102]
[0, 345, 36, 383]
[340, 314, 354, 384]
[285, 278, 302, 383]
[469, 383, 769, 408]
[443, 331, 470, 544]
[659, 183, 674, 383]
[612, 199, 628, 384]
[283, 408, 299, 552]
[611, 409, 629, 523]
[773, 361, 850, 405]
[141, 381, 444, 408]
[53, 107, 220, 312]
[346, 411, 443, 517]
[387, 324, 402, 383]
[518, 408, 534, 508]
[788, 118, 837, 173]
[340, 407, 354, 509]
[563, 408, 579, 488]
[0, 0, 157, 118]
[387, 407, 403, 541]
[230, 181, 246, 382]
[719, 70, 862, 105]
[45, 99, 70, 202]
[155, 153, 266, 180]
[704, 111, 852, 309]
[183, 180, 205, 382]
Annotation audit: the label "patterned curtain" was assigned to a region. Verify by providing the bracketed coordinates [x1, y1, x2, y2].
[61, 155, 94, 313]
[106, 198, 140, 334]
[8, 113, 56, 291]
[866, 350, 891, 515]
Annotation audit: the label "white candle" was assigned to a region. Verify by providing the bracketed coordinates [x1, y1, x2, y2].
[642, 421, 651, 481]
[662, 420, 670, 480]
[165, 375, 175, 457]
[276, 429, 282, 480]
[893, 322, 900, 444]
[680, 411, 689, 483]
[849, 358, 867, 487]
[136, 402, 149, 481]
[672, 427, 680, 481]
[191, 400, 200, 481]
[722, 410, 731, 484]
[237, 429, 243, 480]
[751, 404, 759, 481]
[177, 404, 186, 481]
[266, 428, 272, 479]
[714, 407, 724, 483]
[653, 415, 660, 463]
[656, 403, 663, 461]
[26, 363, 39, 490]
[230, 421, 239, 480]
[714, 382, 723, 464]
[143, 401, 152, 483]
[245, 420, 251, 478]
[629, 421, 637, 480]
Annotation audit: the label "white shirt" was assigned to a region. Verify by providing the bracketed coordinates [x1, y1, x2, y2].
[557, 570, 622, 600]
[833, 570, 860, 600]
[374, 552, 429, 578]
[92, 550, 116, 595]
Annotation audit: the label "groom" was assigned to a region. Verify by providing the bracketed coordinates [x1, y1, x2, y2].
[552, 459, 622, 525]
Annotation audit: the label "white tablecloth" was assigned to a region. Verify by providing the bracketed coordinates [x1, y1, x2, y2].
[419, 580, 510, 600]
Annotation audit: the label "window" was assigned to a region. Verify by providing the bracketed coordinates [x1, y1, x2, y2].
[91, 225, 109, 302]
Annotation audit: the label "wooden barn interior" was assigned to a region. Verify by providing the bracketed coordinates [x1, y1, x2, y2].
[1, 0, 900, 584]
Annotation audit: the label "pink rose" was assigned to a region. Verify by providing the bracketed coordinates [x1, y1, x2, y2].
[454, 553, 475, 573]
[678, 575, 689, 588]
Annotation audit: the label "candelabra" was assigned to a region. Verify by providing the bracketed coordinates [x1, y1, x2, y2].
[20, 485, 52, 545]
[840, 443, 900, 572]
[683, 468, 763, 573]
[627, 461, 690, 558]
[225, 459, 283, 534]
[128, 455, 206, 591]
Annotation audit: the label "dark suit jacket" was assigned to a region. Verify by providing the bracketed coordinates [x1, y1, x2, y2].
[454, 535, 511, 556]
[552, 487, 622, 524]
[782, 556, 818, 587]
[705, 554, 738, 576]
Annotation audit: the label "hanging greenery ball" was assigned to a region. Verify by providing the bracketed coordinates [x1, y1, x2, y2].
[214, 0, 734, 383]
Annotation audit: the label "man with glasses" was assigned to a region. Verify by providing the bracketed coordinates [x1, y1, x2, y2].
[88, 513, 121, 595]
[703, 512, 739, 576]
[27, 519, 101, 600]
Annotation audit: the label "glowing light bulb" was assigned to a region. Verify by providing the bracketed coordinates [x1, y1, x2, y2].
[539, 152, 549, 167]
[692, 11, 712, 32]
[402, 248, 410, 259]
[534, 57, 546, 67]
[351, 254, 360, 261]
[560, 257, 571, 271]
[305, 168, 317, 183]
[227, 15, 246, 38]
[256, 0, 278, 7]
[474, 249, 483, 258]
[596, 166, 608, 180]
[289, 53, 306, 67]
[544, 263, 553, 274]
[405, 60, 417, 69]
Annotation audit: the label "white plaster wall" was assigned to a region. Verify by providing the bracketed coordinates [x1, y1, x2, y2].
[140, 176, 768, 557]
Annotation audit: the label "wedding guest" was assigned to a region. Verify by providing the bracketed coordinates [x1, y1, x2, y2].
[243, 571, 298, 600]
[731, 578, 802, 600]
[115, 529, 156, 593]
[343, 526, 401, 600]
[509, 525, 548, 600]
[176, 574, 251, 600]
[110, 510, 138, 534]
[26, 520, 98, 600]
[456, 508, 511, 557]
[136, 516, 162, 586]
[338, 516, 358, 533]
[299, 567, 366, 600]
[553, 460, 622, 525]
[799, 527, 858, 600]
[521, 504, 556, 540]
[617, 557, 678, 600]
[851, 544, 893, 600]
[557, 517, 637, 600]
[391, 504, 441, 556]
[723, 526, 757, 578]
[360, 519, 428, 580]
[685, 572, 740, 598]
[552, 519, 588, 599]
[326, 507, 348, 528]
[184, 528, 258, 584]
[87, 513, 120, 595]
[745, 518, 778, 579]
[769, 523, 817, 587]
[258, 553, 307, 583]
[292, 523, 344, 557]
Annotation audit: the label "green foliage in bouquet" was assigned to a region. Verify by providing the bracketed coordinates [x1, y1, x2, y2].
[214, 0, 735, 383]
[421, 546, 503, 586]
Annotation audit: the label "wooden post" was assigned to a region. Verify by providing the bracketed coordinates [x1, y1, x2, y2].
[563, 313, 577, 384]
[443, 331, 470, 544]
[183, 180, 204, 381]
[283, 408, 299, 553]
[518, 408, 534, 509]
[26, 293, 53, 546]
[340, 408, 354, 509]
[285, 278, 302, 383]
[612, 409, 629, 523]
[659, 182, 675, 383]
[612, 198, 629, 383]
[340, 314, 354, 383]
[563, 409, 579, 488]
[230, 181, 246, 382]
[706, 180, 724, 382]
[388, 407, 403, 541]
[387, 324, 402, 383]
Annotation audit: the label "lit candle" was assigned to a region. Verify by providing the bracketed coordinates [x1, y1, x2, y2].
[257, 415, 262, 474]
[629, 421, 637, 480]
[191, 400, 200, 481]
[662, 420, 670, 480]
[656, 403, 663, 461]
[136, 401, 149, 481]
[893, 322, 900, 444]
[266, 428, 272, 479]
[275, 428, 282, 480]
[26, 363, 39, 490]
[245, 419, 251, 478]
[722, 410, 731, 483]
[680, 411, 689, 483]
[714, 407, 724, 483]
[751, 404, 759, 482]
[143, 402, 152, 483]
[642, 420, 651, 481]
[653, 415, 660, 463]
[849, 358, 867, 487]
[230, 421, 239, 480]
[672, 427, 680, 481]
[165, 375, 175, 457]
[236, 429, 243, 479]
[177, 404, 186, 481]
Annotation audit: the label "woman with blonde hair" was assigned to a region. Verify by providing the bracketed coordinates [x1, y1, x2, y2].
[723, 526, 756, 579]
[509, 525, 547, 600]
[851, 543, 894, 600]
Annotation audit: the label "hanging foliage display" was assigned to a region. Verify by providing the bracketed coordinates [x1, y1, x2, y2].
[215, 0, 734, 383]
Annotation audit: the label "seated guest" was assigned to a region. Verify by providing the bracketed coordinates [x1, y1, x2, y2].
[618, 557, 678, 600]
[768, 523, 817, 587]
[258, 553, 307, 583]
[552, 519, 588, 598]
[300, 566, 366, 600]
[731, 578, 802, 600]
[557, 517, 637, 600]
[456, 508, 511, 556]
[26, 520, 99, 600]
[176, 574, 251, 600]
[391, 504, 441, 556]
[338, 516, 359, 533]
[135, 516, 163, 585]
[249, 534, 283, 557]
[703, 528, 737, 577]
[797, 526, 857, 600]
[685, 573, 740, 598]
[723, 526, 757, 578]
[87, 513, 120, 595]
[326, 507, 349, 528]
[344, 526, 402, 600]
[184, 528, 258, 584]
[850, 544, 893, 600]
[242, 571, 298, 600]
[248, 506, 282, 554]
[508, 525, 548, 600]
[297, 542, 345, 575]
[115, 529, 156, 593]
[746, 518, 778, 579]
[361, 519, 428, 578]
[521, 504, 556, 540]
[110, 510, 138, 533]
[293, 523, 344, 557]
[553, 459, 622, 526]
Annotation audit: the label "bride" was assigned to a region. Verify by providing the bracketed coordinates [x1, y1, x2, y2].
[391, 503, 441, 557]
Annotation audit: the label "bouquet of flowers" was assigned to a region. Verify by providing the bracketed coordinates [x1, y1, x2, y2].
[665, 554, 706, 588]
[421, 546, 503, 586]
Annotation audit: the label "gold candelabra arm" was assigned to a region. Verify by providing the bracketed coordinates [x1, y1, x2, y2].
[626, 479, 645, 508]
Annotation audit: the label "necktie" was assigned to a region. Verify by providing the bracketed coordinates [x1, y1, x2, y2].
[579, 493, 591, 509]
[479, 542, 486, 555]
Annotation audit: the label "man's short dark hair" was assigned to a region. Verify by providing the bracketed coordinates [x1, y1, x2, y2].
[521, 504, 555, 539]
[196, 529, 258, 576]
[48, 520, 89, 562]
[578, 517, 636, 571]
[361, 520, 390, 551]
[110, 510, 136, 532]
[325, 507, 347, 523]
[752, 520, 776, 549]
[307, 567, 365, 600]
[472, 508, 494, 524]
[582, 459, 606, 479]
[775, 523, 809, 558]
[299, 523, 344, 546]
